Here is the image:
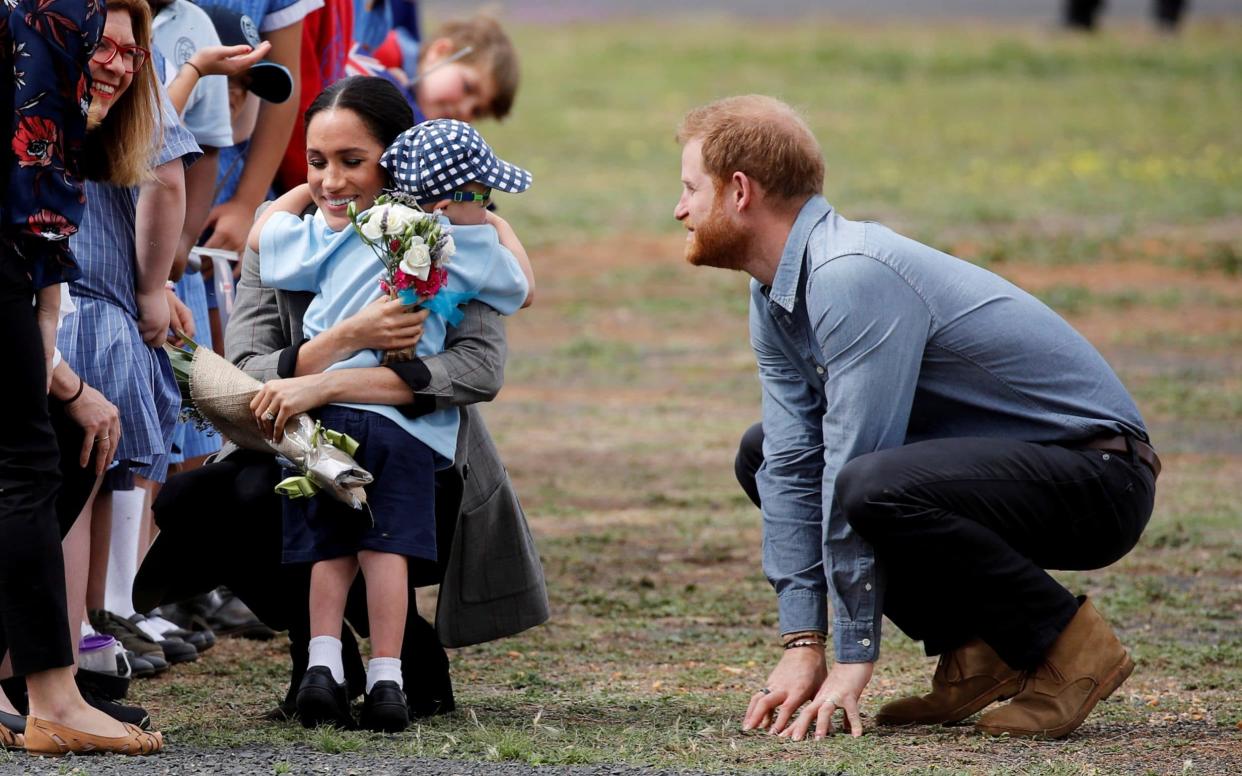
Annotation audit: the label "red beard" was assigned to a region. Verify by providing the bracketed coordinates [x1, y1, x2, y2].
[684, 193, 753, 272]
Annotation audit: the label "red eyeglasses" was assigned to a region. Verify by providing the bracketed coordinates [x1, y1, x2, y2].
[91, 35, 149, 73]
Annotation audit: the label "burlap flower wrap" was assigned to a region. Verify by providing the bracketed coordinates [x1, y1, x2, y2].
[177, 345, 373, 510]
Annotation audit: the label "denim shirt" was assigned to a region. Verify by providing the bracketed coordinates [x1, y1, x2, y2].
[751, 196, 1147, 663]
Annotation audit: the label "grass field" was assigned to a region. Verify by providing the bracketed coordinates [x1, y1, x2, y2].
[21, 16, 1242, 776]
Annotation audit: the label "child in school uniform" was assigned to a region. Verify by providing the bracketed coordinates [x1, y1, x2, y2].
[249, 105, 533, 732]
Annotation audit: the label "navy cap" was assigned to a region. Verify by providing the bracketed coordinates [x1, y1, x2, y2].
[199, 3, 293, 104]
[380, 119, 532, 202]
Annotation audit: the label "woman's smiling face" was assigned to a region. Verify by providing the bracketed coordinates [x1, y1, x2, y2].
[86, 10, 137, 128]
[305, 108, 390, 231]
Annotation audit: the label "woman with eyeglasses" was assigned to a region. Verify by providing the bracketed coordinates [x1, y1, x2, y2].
[36, 0, 200, 753]
[0, 0, 164, 758]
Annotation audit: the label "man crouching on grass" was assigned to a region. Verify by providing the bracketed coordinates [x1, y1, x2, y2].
[674, 95, 1158, 740]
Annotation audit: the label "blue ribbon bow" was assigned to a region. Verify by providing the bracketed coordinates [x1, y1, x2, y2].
[397, 287, 478, 327]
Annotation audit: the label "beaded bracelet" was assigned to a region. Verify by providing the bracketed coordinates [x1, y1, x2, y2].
[784, 639, 826, 650]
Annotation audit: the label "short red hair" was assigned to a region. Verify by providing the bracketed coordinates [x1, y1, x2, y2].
[677, 95, 824, 204]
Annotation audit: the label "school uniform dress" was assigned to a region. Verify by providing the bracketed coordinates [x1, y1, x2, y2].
[258, 211, 527, 564]
[149, 21, 234, 461]
[58, 99, 201, 484]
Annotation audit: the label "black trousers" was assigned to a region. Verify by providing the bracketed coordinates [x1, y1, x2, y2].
[0, 248, 72, 676]
[146, 449, 457, 703]
[735, 424, 1155, 670]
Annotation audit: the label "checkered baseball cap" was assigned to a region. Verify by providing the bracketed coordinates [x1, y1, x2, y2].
[380, 119, 532, 201]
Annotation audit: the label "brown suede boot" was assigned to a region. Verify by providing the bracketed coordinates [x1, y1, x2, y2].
[976, 597, 1134, 739]
[875, 639, 1023, 726]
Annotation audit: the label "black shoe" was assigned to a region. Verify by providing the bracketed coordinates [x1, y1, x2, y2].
[126, 650, 160, 678]
[260, 701, 297, 722]
[360, 681, 409, 733]
[201, 589, 276, 640]
[128, 614, 199, 665]
[147, 610, 216, 653]
[77, 683, 151, 730]
[296, 667, 354, 729]
[76, 666, 130, 702]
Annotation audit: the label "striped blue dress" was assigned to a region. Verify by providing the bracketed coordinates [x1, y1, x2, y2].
[58, 101, 201, 483]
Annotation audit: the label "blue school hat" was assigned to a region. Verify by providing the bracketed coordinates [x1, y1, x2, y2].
[380, 119, 532, 201]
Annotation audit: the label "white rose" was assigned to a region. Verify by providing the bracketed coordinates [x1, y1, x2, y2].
[399, 243, 433, 280]
[359, 204, 388, 241]
[383, 204, 420, 236]
[439, 234, 456, 259]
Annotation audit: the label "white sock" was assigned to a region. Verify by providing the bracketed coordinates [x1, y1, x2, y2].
[366, 657, 403, 693]
[308, 635, 345, 684]
[104, 488, 145, 618]
[134, 617, 167, 642]
[145, 615, 179, 636]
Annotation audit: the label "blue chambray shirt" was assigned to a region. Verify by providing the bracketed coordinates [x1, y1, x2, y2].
[752, 196, 1147, 663]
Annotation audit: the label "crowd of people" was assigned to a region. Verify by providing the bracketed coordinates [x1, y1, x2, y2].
[2, 0, 543, 756]
[3, 0, 1161, 763]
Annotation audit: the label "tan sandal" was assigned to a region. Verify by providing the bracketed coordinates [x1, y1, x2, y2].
[23, 716, 162, 756]
[0, 721, 23, 751]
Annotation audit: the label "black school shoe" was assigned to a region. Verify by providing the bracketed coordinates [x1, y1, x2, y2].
[77, 683, 152, 731]
[296, 667, 354, 729]
[360, 681, 410, 733]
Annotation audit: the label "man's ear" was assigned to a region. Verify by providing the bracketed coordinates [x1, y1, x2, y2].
[730, 171, 754, 213]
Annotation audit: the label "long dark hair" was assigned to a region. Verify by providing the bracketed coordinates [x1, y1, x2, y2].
[304, 76, 414, 155]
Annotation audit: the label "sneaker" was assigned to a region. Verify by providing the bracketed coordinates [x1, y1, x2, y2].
[360, 681, 409, 733]
[296, 667, 354, 729]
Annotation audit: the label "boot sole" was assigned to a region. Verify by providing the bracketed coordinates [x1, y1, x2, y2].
[875, 676, 1024, 726]
[976, 653, 1135, 739]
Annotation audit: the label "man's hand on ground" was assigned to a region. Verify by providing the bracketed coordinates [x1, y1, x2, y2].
[780, 660, 875, 740]
[742, 644, 827, 735]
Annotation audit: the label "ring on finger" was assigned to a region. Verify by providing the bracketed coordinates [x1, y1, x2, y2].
[263, 411, 277, 422]
[760, 687, 772, 695]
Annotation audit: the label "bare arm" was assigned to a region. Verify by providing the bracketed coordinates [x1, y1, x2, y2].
[171, 147, 219, 281]
[165, 43, 271, 114]
[485, 210, 535, 308]
[203, 22, 302, 253]
[36, 285, 60, 391]
[134, 158, 187, 345]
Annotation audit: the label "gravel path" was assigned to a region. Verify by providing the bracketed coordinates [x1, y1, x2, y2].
[2, 749, 747, 776]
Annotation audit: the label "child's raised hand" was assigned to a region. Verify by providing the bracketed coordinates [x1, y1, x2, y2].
[188, 41, 273, 79]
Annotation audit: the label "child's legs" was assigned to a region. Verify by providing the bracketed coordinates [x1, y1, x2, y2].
[357, 551, 408, 659]
[309, 556, 359, 639]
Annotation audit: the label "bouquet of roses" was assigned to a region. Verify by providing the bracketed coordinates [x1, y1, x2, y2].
[164, 339, 373, 511]
[347, 192, 456, 364]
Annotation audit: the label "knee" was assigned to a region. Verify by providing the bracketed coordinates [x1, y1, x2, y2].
[836, 452, 895, 537]
[734, 422, 764, 509]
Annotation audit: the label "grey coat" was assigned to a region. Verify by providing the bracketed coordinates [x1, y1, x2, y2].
[223, 244, 548, 647]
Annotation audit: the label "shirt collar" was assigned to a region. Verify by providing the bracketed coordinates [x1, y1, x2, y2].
[767, 195, 831, 313]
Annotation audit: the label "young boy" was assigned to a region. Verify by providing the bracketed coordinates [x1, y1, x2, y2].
[252, 115, 533, 732]
[344, 12, 519, 124]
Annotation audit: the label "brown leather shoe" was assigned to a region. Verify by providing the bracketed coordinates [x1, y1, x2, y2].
[976, 597, 1134, 739]
[23, 717, 163, 756]
[876, 639, 1023, 726]
[0, 720, 23, 750]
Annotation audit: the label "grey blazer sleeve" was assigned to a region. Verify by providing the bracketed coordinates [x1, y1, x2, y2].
[224, 244, 291, 382]
[417, 300, 508, 411]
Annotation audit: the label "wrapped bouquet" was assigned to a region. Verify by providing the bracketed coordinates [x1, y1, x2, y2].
[347, 192, 458, 363]
[164, 340, 373, 510]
